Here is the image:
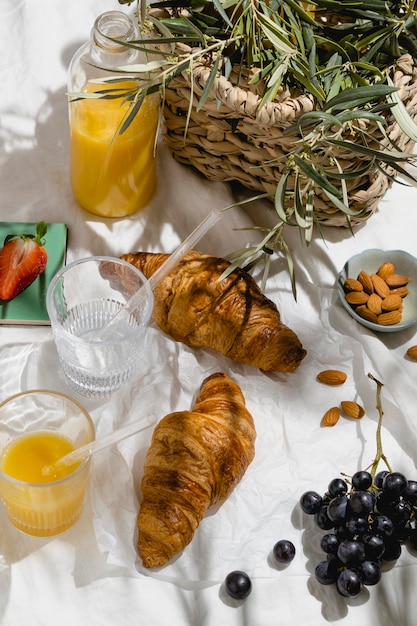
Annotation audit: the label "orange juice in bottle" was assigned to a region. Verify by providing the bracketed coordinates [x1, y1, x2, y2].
[68, 11, 159, 217]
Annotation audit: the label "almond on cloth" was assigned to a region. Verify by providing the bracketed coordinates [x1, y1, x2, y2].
[321, 407, 341, 427]
[341, 401, 365, 419]
[406, 346, 417, 361]
[317, 370, 347, 385]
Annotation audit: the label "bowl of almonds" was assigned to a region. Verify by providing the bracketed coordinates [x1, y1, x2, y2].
[337, 249, 417, 332]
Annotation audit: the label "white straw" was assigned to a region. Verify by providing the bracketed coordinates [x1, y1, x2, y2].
[102, 208, 223, 333]
[43, 414, 156, 475]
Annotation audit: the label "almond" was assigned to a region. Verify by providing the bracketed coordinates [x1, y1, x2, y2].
[389, 286, 409, 298]
[344, 278, 364, 293]
[356, 305, 379, 324]
[377, 262, 395, 280]
[385, 274, 410, 288]
[371, 273, 390, 299]
[321, 407, 341, 427]
[367, 293, 383, 315]
[377, 310, 402, 325]
[317, 370, 348, 385]
[406, 345, 417, 361]
[345, 291, 369, 306]
[381, 294, 403, 312]
[357, 270, 374, 294]
[341, 401, 365, 419]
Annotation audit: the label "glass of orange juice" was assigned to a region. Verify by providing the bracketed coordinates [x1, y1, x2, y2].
[0, 390, 95, 537]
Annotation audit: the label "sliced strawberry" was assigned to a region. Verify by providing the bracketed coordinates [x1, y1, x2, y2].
[0, 222, 48, 301]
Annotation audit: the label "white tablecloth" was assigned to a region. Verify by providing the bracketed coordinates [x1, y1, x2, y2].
[1, 1, 417, 624]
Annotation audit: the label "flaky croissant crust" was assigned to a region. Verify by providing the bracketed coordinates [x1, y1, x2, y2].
[121, 251, 306, 372]
[137, 372, 256, 568]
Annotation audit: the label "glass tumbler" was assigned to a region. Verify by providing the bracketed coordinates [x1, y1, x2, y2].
[46, 256, 153, 399]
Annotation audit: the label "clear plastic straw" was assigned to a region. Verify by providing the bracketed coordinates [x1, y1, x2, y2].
[102, 208, 223, 334]
[43, 414, 156, 475]
[147, 208, 222, 291]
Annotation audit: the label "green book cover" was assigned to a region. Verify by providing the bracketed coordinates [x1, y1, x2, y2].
[0, 222, 68, 325]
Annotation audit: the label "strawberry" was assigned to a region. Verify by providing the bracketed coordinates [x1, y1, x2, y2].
[0, 222, 48, 301]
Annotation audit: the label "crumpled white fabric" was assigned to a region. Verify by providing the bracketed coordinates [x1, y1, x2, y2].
[31, 281, 412, 589]
[3, 0, 417, 622]
[3, 272, 417, 595]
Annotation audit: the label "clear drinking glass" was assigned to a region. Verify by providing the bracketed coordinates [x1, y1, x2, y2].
[46, 256, 153, 399]
[0, 390, 95, 537]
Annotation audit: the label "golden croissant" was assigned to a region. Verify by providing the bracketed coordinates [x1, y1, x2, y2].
[120, 250, 306, 372]
[137, 372, 256, 568]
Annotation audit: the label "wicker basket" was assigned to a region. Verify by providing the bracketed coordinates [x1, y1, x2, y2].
[163, 52, 417, 227]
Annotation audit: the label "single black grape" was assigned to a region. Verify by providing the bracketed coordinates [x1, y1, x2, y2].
[334, 524, 350, 543]
[394, 520, 412, 542]
[362, 533, 385, 560]
[315, 505, 335, 530]
[382, 539, 402, 562]
[328, 478, 348, 498]
[300, 491, 323, 515]
[389, 498, 413, 527]
[352, 471, 373, 491]
[315, 560, 339, 585]
[273, 540, 295, 564]
[320, 533, 339, 555]
[337, 568, 362, 597]
[358, 560, 382, 586]
[327, 496, 348, 523]
[374, 470, 389, 489]
[349, 490, 375, 516]
[372, 515, 394, 540]
[404, 480, 417, 506]
[337, 539, 366, 565]
[224, 571, 252, 599]
[375, 490, 397, 515]
[383, 472, 408, 498]
[345, 516, 368, 537]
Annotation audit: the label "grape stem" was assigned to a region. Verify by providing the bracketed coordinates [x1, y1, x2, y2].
[368, 372, 393, 478]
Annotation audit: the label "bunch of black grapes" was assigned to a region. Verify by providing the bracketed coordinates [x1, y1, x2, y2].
[300, 469, 417, 597]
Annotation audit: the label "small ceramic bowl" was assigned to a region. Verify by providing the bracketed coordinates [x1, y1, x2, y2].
[337, 249, 417, 332]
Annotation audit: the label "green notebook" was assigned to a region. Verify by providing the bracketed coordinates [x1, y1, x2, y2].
[0, 222, 68, 325]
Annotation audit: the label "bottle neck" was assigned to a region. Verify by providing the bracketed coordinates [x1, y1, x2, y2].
[92, 11, 136, 54]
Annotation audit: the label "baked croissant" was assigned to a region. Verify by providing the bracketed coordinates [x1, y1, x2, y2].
[137, 372, 256, 568]
[121, 250, 306, 372]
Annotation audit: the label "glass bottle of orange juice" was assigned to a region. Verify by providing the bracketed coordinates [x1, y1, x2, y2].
[68, 11, 159, 218]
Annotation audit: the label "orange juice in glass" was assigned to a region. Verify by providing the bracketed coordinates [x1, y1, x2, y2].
[69, 81, 159, 217]
[0, 390, 95, 537]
